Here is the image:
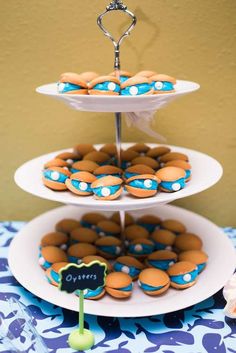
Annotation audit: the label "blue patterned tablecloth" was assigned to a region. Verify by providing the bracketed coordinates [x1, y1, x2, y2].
[0, 222, 236, 353]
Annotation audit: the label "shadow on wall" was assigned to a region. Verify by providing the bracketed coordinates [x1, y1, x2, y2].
[120, 6, 159, 70]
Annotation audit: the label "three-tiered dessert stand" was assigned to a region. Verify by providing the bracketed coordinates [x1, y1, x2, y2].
[9, 1, 235, 317]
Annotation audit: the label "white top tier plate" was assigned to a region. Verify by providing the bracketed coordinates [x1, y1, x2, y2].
[14, 143, 223, 211]
[36, 80, 200, 112]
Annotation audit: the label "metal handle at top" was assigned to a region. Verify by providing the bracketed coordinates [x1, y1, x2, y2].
[97, 0, 137, 70]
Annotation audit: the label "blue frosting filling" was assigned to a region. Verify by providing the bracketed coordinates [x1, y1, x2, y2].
[80, 220, 93, 229]
[58, 82, 82, 93]
[124, 172, 138, 179]
[148, 259, 176, 271]
[113, 262, 141, 278]
[153, 242, 169, 251]
[92, 185, 121, 197]
[152, 81, 174, 92]
[98, 245, 120, 255]
[68, 256, 81, 264]
[71, 179, 93, 193]
[93, 81, 120, 93]
[51, 269, 60, 283]
[197, 263, 206, 273]
[160, 178, 185, 192]
[185, 170, 191, 179]
[43, 170, 68, 183]
[139, 282, 163, 292]
[120, 76, 130, 83]
[137, 223, 160, 233]
[70, 168, 80, 174]
[128, 243, 154, 255]
[170, 268, 198, 285]
[121, 83, 151, 96]
[119, 283, 133, 292]
[84, 287, 104, 298]
[128, 179, 158, 190]
[96, 173, 121, 179]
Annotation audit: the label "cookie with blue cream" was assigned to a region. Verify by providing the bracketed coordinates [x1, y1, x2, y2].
[55, 218, 81, 235]
[156, 166, 186, 193]
[83, 151, 111, 166]
[121, 76, 153, 96]
[70, 160, 99, 174]
[127, 143, 150, 155]
[73, 144, 96, 157]
[79, 71, 99, 83]
[70, 227, 98, 244]
[123, 164, 155, 181]
[131, 156, 159, 170]
[167, 261, 198, 289]
[124, 224, 149, 242]
[109, 70, 133, 83]
[138, 268, 170, 296]
[55, 152, 81, 166]
[178, 250, 208, 274]
[159, 152, 189, 164]
[82, 255, 113, 273]
[42, 166, 71, 191]
[126, 174, 160, 198]
[94, 165, 122, 179]
[151, 74, 176, 94]
[95, 236, 122, 259]
[116, 150, 139, 169]
[174, 233, 203, 252]
[146, 146, 171, 160]
[96, 220, 121, 238]
[146, 250, 177, 271]
[41, 231, 69, 251]
[161, 219, 186, 235]
[67, 243, 97, 264]
[136, 214, 162, 233]
[151, 229, 176, 251]
[45, 262, 68, 287]
[66, 171, 96, 196]
[58, 72, 88, 94]
[44, 158, 69, 169]
[80, 212, 107, 230]
[113, 256, 144, 280]
[105, 272, 133, 299]
[39, 246, 68, 271]
[88, 75, 120, 95]
[165, 160, 192, 182]
[91, 176, 123, 200]
[127, 238, 154, 259]
[99, 143, 118, 157]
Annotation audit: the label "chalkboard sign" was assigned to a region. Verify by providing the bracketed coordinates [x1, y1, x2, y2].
[59, 261, 107, 294]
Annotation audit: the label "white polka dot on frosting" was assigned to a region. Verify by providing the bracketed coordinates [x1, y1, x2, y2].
[60, 244, 67, 250]
[166, 246, 172, 251]
[169, 261, 175, 267]
[116, 246, 121, 254]
[58, 82, 65, 92]
[83, 289, 88, 295]
[129, 86, 138, 96]
[66, 159, 74, 164]
[99, 231, 105, 237]
[77, 259, 82, 264]
[101, 187, 111, 197]
[155, 81, 163, 90]
[38, 257, 45, 266]
[144, 179, 153, 188]
[79, 182, 88, 191]
[51, 171, 60, 181]
[108, 82, 116, 91]
[172, 183, 181, 191]
[134, 244, 143, 252]
[183, 273, 192, 282]
[122, 265, 130, 274]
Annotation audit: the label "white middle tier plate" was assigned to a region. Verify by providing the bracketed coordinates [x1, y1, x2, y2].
[14, 143, 223, 211]
[36, 80, 200, 112]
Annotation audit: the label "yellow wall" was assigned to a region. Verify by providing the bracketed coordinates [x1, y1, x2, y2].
[0, 0, 235, 225]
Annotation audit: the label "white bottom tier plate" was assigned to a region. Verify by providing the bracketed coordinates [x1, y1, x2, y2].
[14, 143, 223, 211]
[8, 205, 235, 317]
